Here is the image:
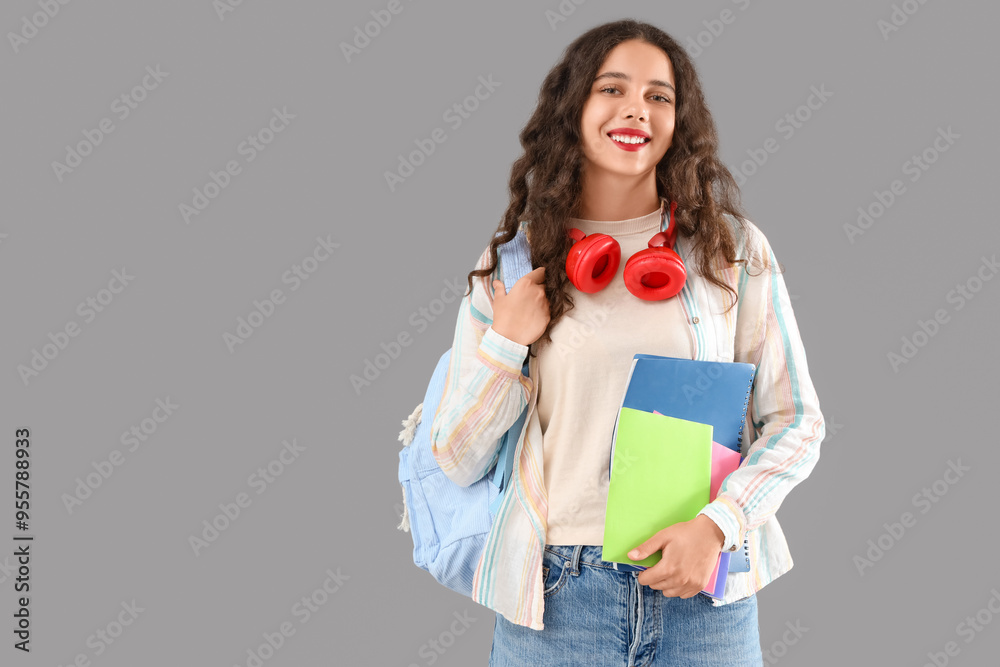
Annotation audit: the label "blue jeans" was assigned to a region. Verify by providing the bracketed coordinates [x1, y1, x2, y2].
[489, 545, 763, 666]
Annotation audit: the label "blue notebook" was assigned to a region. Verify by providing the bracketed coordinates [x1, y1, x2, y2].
[611, 354, 755, 455]
[609, 353, 757, 573]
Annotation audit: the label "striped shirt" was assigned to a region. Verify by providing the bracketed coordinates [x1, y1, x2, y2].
[431, 214, 826, 631]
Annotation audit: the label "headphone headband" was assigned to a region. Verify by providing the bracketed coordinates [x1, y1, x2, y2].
[659, 197, 678, 249]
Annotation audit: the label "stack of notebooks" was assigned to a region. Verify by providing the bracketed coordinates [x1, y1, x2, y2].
[602, 354, 756, 599]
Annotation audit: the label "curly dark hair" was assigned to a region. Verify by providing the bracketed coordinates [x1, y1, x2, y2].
[465, 18, 768, 357]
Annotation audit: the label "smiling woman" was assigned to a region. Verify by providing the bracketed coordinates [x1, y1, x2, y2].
[421, 17, 825, 667]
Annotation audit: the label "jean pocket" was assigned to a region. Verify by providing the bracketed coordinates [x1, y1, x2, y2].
[697, 591, 756, 606]
[541, 553, 569, 599]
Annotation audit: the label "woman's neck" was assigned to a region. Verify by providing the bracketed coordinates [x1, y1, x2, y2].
[576, 173, 661, 221]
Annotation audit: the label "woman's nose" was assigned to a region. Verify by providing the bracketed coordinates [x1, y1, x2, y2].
[623, 108, 647, 122]
[622, 98, 648, 121]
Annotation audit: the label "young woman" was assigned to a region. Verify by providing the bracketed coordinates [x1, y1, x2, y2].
[431, 18, 825, 666]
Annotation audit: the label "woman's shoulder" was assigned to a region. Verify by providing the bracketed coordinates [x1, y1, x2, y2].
[719, 213, 776, 270]
[467, 225, 526, 306]
[720, 213, 759, 257]
[476, 221, 532, 274]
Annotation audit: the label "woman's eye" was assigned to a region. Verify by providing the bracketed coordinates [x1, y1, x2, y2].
[599, 86, 671, 103]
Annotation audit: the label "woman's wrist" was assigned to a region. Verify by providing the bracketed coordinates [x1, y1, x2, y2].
[488, 323, 530, 352]
[491, 322, 526, 347]
[694, 514, 726, 550]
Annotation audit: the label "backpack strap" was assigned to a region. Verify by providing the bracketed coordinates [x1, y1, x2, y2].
[497, 225, 533, 295]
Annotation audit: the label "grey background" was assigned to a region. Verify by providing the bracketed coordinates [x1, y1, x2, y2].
[1, 0, 997, 665]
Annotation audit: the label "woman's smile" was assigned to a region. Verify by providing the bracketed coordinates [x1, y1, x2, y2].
[608, 130, 652, 152]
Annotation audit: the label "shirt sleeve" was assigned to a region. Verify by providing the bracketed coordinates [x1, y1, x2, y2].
[430, 244, 533, 487]
[697, 221, 826, 552]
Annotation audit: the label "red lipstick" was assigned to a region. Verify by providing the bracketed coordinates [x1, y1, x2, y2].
[607, 128, 651, 152]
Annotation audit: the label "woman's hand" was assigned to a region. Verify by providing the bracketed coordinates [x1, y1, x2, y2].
[491, 266, 550, 347]
[628, 515, 726, 598]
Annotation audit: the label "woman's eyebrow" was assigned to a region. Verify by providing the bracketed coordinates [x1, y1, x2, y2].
[594, 71, 675, 93]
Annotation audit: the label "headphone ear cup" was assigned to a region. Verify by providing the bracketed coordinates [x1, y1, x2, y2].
[622, 247, 687, 301]
[565, 229, 621, 293]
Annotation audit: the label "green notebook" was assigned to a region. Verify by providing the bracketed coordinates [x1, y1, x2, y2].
[602, 407, 713, 568]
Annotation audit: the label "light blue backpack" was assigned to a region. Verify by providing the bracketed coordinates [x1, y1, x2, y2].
[396, 228, 533, 597]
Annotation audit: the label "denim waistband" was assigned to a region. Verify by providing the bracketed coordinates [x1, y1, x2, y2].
[543, 544, 647, 573]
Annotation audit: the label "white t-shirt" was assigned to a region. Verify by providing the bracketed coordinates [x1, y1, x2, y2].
[537, 205, 695, 545]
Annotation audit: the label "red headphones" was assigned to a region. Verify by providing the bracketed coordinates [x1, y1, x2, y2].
[565, 199, 685, 301]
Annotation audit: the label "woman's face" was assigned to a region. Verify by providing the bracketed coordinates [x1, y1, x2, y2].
[579, 40, 676, 182]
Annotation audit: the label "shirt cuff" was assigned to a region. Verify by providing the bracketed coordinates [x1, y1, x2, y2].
[478, 326, 529, 377]
[697, 496, 748, 552]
